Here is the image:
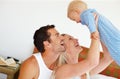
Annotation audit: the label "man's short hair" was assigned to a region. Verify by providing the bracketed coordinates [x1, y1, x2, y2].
[33, 25, 55, 53]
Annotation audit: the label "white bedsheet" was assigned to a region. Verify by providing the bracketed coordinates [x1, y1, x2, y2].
[91, 74, 117, 79]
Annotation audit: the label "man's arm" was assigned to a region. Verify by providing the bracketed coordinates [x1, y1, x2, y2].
[18, 56, 38, 79]
[90, 41, 113, 75]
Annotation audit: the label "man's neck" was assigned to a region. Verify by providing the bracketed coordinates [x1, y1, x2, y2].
[41, 51, 60, 70]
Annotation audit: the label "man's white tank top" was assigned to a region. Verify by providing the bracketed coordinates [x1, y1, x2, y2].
[33, 53, 52, 79]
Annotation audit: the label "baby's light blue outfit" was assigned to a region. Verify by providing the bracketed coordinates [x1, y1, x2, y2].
[80, 9, 120, 65]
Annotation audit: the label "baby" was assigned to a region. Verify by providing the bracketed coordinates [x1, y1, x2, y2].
[67, 0, 120, 65]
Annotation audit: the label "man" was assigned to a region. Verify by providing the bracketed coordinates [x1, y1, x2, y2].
[18, 25, 65, 79]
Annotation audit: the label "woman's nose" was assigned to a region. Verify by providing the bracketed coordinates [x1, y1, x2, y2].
[60, 35, 64, 40]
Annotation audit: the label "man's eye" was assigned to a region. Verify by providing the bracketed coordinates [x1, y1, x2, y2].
[56, 33, 59, 37]
[56, 35, 59, 37]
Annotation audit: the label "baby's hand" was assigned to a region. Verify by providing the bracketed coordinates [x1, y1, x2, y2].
[91, 30, 99, 40]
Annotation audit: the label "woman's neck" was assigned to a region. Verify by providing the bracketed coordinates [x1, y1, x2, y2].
[66, 54, 79, 64]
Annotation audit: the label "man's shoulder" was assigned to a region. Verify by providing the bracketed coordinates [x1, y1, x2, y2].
[22, 55, 38, 67]
[19, 56, 39, 79]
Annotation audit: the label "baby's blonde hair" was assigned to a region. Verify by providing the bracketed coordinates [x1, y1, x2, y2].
[67, 0, 87, 17]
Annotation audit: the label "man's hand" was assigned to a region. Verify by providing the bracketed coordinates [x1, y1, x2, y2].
[91, 30, 99, 40]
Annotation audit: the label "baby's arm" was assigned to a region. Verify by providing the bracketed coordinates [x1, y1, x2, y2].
[90, 13, 99, 40]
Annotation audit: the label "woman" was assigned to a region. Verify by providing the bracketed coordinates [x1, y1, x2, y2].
[51, 33, 116, 79]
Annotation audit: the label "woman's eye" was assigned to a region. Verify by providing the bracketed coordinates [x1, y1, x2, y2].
[69, 38, 72, 40]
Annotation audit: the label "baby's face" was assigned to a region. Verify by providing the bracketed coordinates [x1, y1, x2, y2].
[68, 11, 81, 23]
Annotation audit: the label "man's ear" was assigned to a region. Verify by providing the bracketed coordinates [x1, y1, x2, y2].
[43, 41, 50, 47]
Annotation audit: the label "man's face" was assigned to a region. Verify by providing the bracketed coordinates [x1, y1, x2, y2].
[48, 28, 65, 54]
[62, 34, 83, 55]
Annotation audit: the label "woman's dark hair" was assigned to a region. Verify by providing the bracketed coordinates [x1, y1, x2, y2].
[33, 25, 55, 53]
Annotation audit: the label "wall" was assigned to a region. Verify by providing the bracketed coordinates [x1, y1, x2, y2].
[0, 0, 120, 61]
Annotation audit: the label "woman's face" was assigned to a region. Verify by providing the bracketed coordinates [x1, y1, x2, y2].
[62, 34, 83, 55]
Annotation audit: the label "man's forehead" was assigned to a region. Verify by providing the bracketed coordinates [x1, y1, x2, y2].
[48, 28, 59, 35]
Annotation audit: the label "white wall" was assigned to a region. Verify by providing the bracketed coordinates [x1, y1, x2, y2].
[0, 0, 120, 61]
